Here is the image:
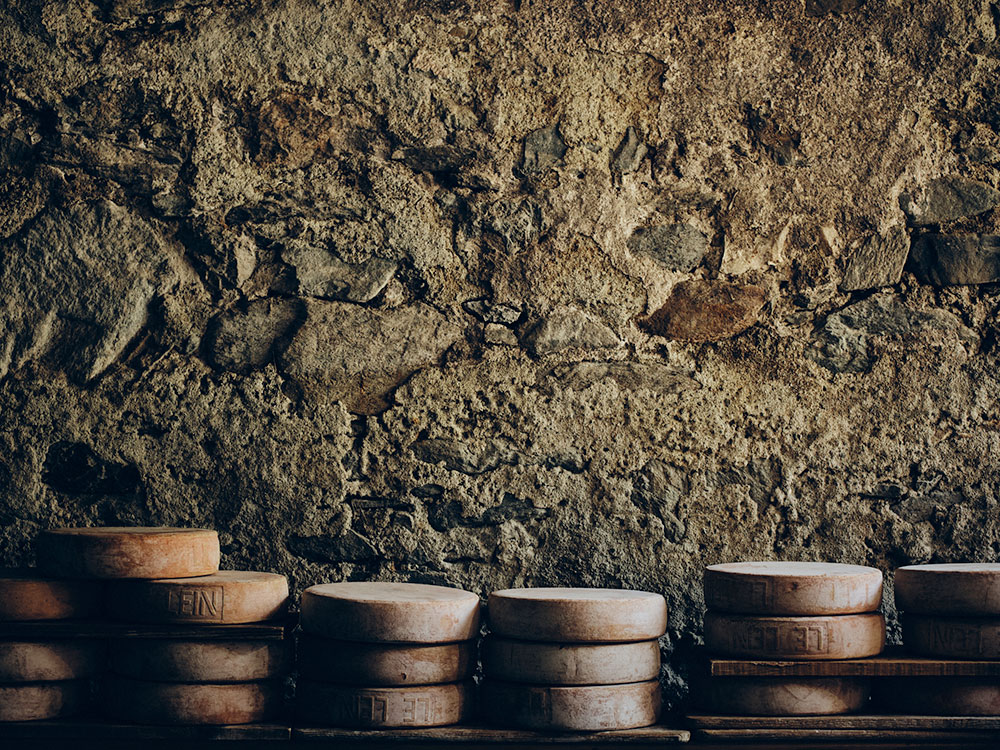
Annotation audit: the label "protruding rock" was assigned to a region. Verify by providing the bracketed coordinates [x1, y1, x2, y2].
[284, 246, 397, 303]
[202, 298, 304, 374]
[805, 0, 864, 15]
[627, 224, 708, 272]
[522, 125, 566, 174]
[909, 234, 1000, 285]
[840, 226, 910, 291]
[410, 438, 516, 475]
[901, 177, 1000, 225]
[610, 126, 648, 175]
[642, 280, 767, 342]
[521, 307, 621, 355]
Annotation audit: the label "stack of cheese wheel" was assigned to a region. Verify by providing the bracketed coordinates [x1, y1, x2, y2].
[0, 569, 104, 721]
[701, 562, 885, 716]
[38, 527, 290, 725]
[888, 563, 1000, 715]
[296, 582, 480, 728]
[481, 588, 666, 731]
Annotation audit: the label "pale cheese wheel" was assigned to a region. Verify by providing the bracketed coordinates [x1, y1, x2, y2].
[0, 681, 86, 722]
[895, 563, 1000, 615]
[482, 636, 660, 685]
[704, 612, 885, 659]
[103, 677, 281, 725]
[296, 680, 473, 727]
[704, 562, 883, 615]
[37, 527, 220, 580]
[107, 571, 288, 624]
[878, 678, 1000, 715]
[481, 679, 661, 731]
[111, 639, 292, 682]
[697, 677, 871, 715]
[0, 569, 102, 621]
[902, 614, 1000, 658]
[299, 582, 480, 643]
[487, 588, 667, 642]
[0, 641, 105, 682]
[297, 635, 474, 686]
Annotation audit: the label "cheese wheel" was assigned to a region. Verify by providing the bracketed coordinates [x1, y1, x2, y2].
[299, 583, 480, 643]
[0, 681, 86, 722]
[297, 635, 474, 686]
[37, 527, 220, 580]
[704, 562, 883, 615]
[902, 614, 1000, 658]
[103, 677, 280, 725]
[878, 678, 1000, 715]
[487, 588, 667, 642]
[480, 679, 661, 731]
[895, 564, 1000, 615]
[698, 677, 871, 715]
[482, 636, 660, 685]
[704, 612, 885, 659]
[107, 571, 288, 624]
[0, 641, 105, 682]
[111, 640, 291, 682]
[296, 680, 473, 727]
[0, 569, 102, 620]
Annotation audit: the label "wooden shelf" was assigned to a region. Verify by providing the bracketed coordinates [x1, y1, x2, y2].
[0, 720, 290, 741]
[704, 646, 1000, 677]
[687, 714, 1000, 743]
[293, 725, 690, 744]
[0, 619, 293, 641]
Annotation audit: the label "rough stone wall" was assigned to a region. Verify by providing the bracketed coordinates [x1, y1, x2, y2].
[2, 0, 1000, 711]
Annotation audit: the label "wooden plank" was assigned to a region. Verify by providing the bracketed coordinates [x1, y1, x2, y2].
[693, 728, 1000, 743]
[0, 720, 291, 740]
[0, 619, 292, 641]
[687, 714, 1000, 730]
[293, 725, 690, 743]
[706, 646, 1000, 677]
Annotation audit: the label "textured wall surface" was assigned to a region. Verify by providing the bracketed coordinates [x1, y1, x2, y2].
[3, 0, 1000, 710]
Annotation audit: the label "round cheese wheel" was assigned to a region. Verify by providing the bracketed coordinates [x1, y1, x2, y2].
[103, 677, 280, 725]
[107, 571, 288, 624]
[0, 681, 86, 722]
[0, 569, 102, 620]
[296, 680, 473, 727]
[704, 562, 883, 616]
[37, 527, 220, 580]
[299, 582, 480, 643]
[487, 588, 667, 642]
[297, 635, 474, 686]
[480, 679, 661, 731]
[878, 678, 1000, 715]
[895, 564, 1000, 615]
[111, 640, 291, 682]
[902, 614, 1000, 658]
[482, 636, 660, 685]
[0, 641, 105, 682]
[704, 612, 885, 660]
[697, 677, 871, 715]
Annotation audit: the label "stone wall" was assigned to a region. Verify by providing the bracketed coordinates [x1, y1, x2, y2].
[2, 0, 1000, 711]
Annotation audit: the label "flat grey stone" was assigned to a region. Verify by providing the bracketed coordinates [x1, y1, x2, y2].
[522, 125, 566, 174]
[610, 127, 648, 176]
[840, 226, 910, 291]
[627, 224, 708, 272]
[521, 307, 621, 355]
[909, 234, 1000, 285]
[901, 177, 1000, 226]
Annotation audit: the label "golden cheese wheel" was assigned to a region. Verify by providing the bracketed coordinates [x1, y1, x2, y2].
[296, 680, 474, 728]
[0, 641, 105, 682]
[0, 569, 102, 620]
[704, 562, 883, 615]
[704, 612, 885, 660]
[697, 677, 871, 715]
[482, 636, 660, 685]
[0, 681, 86, 722]
[111, 639, 291, 683]
[902, 614, 1000, 658]
[103, 677, 281, 725]
[878, 678, 1000, 715]
[481, 679, 661, 731]
[37, 527, 220, 580]
[487, 588, 667, 642]
[107, 571, 288, 624]
[895, 564, 1000, 615]
[300, 582, 481, 643]
[297, 635, 474, 686]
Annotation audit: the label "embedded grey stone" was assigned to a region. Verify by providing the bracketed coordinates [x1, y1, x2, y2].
[610, 126, 648, 175]
[627, 224, 708, 272]
[202, 298, 305, 374]
[901, 177, 1000, 226]
[805, 0, 863, 15]
[410, 438, 517, 475]
[840, 226, 910, 291]
[284, 245, 397, 303]
[521, 125, 566, 174]
[909, 234, 1000, 286]
[631, 459, 687, 542]
[462, 299, 522, 325]
[520, 307, 621, 355]
[288, 531, 379, 563]
[396, 144, 474, 173]
[483, 199, 544, 252]
[428, 492, 549, 532]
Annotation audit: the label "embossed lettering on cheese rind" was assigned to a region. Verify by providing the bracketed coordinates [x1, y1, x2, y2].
[165, 585, 225, 620]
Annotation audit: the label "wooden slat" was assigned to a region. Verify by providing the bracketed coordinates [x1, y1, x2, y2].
[0, 720, 291, 741]
[693, 728, 1000, 743]
[706, 646, 1000, 677]
[292, 725, 690, 744]
[0, 619, 292, 641]
[687, 714, 1000, 730]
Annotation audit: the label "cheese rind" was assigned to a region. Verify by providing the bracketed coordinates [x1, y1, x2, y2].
[295, 680, 473, 727]
[103, 677, 281, 725]
[297, 636, 474, 685]
[37, 527, 220, 580]
[481, 679, 661, 731]
[0, 569, 102, 620]
[895, 564, 1000, 615]
[879, 677, 1000, 715]
[902, 614, 1000, 658]
[703, 612, 886, 659]
[487, 588, 667, 642]
[0, 641, 105, 682]
[698, 677, 871, 715]
[0, 682, 86, 722]
[482, 636, 660, 685]
[111, 639, 291, 682]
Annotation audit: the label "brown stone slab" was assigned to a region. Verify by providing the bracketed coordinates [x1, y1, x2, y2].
[703, 612, 885, 660]
[299, 582, 480, 643]
[297, 635, 475, 686]
[0, 681, 86, 722]
[896, 563, 1000, 615]
[296, 680, 474, 728]
[704, 562, 883, 616]
[481, 679, 661, 731]
[0, 569, 103, 621]
[0, 641, 105, 682]
[481, 636, 660, 685]
[878, 677, 1000, 716]
[103, 676, 281, 725]
[695, 676, 871, 716]
[903, 614, 1000, 658]
[107, 571, 288, 624]
[487, 588, 667, 643]
[37, 527, 220, 580]
[111, 639, 292, 682]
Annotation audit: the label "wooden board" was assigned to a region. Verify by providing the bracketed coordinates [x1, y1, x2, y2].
[705, 646, 1000, 677]
[0, 618, 291, 641]
[694, 728, 1000, 743]
[0, 720, 290, 741]
[293, 725, 691, 743]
